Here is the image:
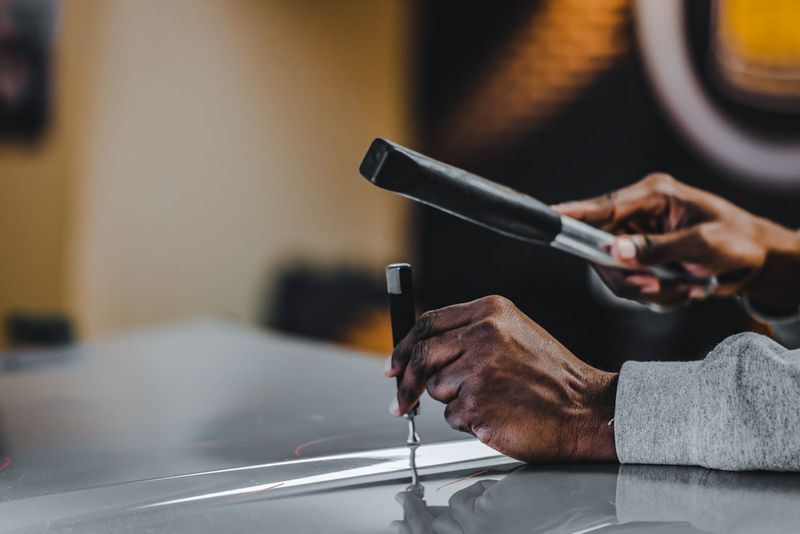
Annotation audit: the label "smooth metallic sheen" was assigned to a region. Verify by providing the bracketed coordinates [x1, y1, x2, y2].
[0, 320, 797, 532]
[385, 263, 408, 295]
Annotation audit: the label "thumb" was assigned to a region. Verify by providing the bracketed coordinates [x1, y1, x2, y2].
[612, 229, 698, 266]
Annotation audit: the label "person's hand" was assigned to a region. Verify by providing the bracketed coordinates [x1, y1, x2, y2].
[386, 295, 617, 463]
[554, 174, 800, 314]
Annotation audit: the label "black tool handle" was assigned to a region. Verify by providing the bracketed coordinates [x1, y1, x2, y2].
[386, 263, 419, 415]
[362, 138, 562, 245]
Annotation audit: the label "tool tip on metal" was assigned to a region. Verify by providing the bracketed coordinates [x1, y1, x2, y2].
[406, 416, 421, 445]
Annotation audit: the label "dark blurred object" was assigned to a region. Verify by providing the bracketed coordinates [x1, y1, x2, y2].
[0, 0, 58, 141]
[412, 0, 800, 370]
[266, 265, 393, 353]
[6, 311, 75, 348]
[421, 0, 631, 161]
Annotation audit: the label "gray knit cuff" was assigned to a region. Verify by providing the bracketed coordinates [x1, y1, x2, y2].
[615, 360, 702, 465]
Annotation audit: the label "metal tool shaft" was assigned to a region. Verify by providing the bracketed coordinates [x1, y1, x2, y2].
[406, 416, 420, 446]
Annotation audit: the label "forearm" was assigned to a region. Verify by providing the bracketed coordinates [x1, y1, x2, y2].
[739, 225, 800, 348]
[614, 332, 800, 471]
[743, 222, 800, 316]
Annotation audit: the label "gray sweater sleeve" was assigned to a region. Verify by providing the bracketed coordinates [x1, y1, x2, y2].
[615, 332, 800, 471]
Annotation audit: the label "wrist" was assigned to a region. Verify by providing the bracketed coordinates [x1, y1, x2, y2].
[573, 370, 618, 462]
[744, 221, 800, 317]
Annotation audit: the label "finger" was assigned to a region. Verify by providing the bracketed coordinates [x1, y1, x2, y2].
[395, 326, 470, 415]
[689, 286, 708, 300]
[595, 267, 668, 301]
[640, 282, 695, 307]
[552, 195, 616, 226]
[554, 177, 671, 230]
[443, 393, 478, 434]
[611, 228, 700, 266]
[594, 266, 646, 301]
[624, 274, 660, 294]
[613, 269, 699, 306]
[426, 355, 476, 404]
[387, 300, 487, 378]
[443, 401, 470, 434]
[598, 265, 707, 306]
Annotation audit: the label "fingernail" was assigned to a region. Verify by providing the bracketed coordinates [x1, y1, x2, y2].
[616, 238, 637, 260]
[384, 357, 393, 376]
[552, 201, 580, 215]
[625, 274, 657, 287]
[389, 398, 401, 417]
[689, 287, 706, 300]
[641, 283, 660, 295]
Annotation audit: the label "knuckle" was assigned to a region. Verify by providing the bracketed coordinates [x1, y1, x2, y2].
[471, 318, 501, 339]
[425, 381, 437, 399]
[643, 172, 676, 192]
[390, 341, 408, 365]
[482, 294, 507, 312]
[443, 403, 455, 422]
[429, 370, 445, 389]
[426, 372, 445, 398]
[415, 310, 435, 337]
[444, 404, 467, 431]
[409, 340, 430, 374]
[484, 294, 502, 306]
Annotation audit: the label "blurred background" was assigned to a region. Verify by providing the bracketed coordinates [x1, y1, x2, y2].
[1, 0, 799, 370]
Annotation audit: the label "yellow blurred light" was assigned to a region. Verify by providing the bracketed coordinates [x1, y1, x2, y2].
[719, 0, 800, 66]
[714, 0, 800, 109]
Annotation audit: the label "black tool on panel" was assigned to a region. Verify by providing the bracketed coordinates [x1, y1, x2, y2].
[386, 263, 421, 445]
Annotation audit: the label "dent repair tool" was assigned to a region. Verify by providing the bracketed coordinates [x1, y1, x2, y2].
[363, 139, 717, 298]
[386, 263, 421, 446]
